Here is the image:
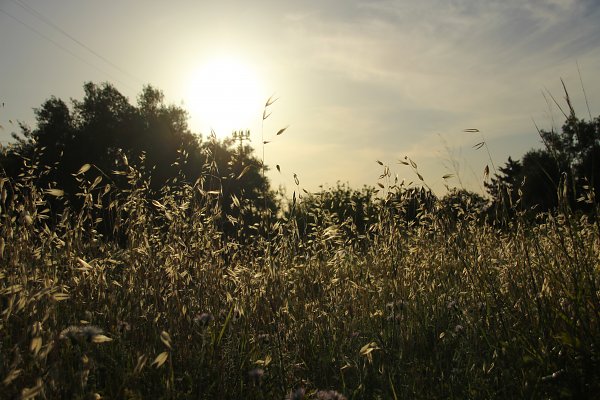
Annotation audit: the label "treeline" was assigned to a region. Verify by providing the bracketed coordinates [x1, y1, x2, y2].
[1, 82, 599, 245]
[288, 88, 600, 239]
[486, 109, 600, 216]
[0, 82, 275, 240]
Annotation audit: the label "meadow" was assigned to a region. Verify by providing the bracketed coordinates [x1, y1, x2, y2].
[0, 155, 598, 399]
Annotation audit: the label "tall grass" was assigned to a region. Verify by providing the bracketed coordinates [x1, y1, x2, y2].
[0, 150, 598, 399]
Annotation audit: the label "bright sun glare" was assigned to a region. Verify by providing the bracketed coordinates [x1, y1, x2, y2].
[187, 57, 264, 137]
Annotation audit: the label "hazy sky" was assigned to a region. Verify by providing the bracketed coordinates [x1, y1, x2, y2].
[1, 0, 599, 195]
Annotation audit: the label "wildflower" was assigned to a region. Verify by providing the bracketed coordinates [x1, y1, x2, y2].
[59, 325, 81, 341]
[193, 312, 214, 326]
[256, 333, 270, 343]
[386, 300, 405, 314]
[248, 368, 264, 386]
[81, 326, 104, 341]
[59, 325, 110, 343]
[315, 390, 347, 400]
[117, 320, 131, 334]
[285, 387, 305, 400]
[82, 310, 93, 322]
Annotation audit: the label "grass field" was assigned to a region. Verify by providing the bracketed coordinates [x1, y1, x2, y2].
[0, 158, 599, 399]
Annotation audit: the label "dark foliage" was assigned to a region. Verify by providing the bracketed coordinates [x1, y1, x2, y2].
[486, 114, 600, 215]
[290, 183, 378, 242]
[0, 82, 275, 239]
[438, 188, 487, 222]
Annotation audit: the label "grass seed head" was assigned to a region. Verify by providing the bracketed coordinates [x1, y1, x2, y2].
[315, 390, 347, 400]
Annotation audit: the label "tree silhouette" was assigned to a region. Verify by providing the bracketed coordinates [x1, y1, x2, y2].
[439, 188, 487, 222]
[290, 183, 377, 242]
[487, 114, 599, 214]
[485, 156, 522, 213]
[0, 82, 275, 238]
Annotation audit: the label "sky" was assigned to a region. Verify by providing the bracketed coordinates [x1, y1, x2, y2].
[1, 0, 599, 195]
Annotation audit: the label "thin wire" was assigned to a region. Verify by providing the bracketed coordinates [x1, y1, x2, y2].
[12, 0, 145, 86]
[0, 7, 137, 92]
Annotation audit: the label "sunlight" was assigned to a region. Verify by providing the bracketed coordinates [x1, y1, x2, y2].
[186, 56, 265, 138]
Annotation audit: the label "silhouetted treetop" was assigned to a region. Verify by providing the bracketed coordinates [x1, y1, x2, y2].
[487, 114, 600, 214]
[0, 82, 275, 237]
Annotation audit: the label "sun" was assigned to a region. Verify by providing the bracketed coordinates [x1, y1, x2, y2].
[186, 56, 265, 137]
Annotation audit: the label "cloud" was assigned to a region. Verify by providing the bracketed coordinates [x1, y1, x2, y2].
[271, 0, 600, 191]
[288, 0, 600, 81]
[2, 0, 598, 193]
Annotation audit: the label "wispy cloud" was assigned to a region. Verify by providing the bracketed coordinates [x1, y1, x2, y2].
[287, 0, 600, 88]
[270, 0, 600, 191]
[2, 0, 598, 193]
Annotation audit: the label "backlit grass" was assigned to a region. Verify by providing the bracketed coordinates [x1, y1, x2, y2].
[0, 154, 598, 399]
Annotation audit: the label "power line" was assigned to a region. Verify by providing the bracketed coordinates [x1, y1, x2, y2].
[11, 0, 146, 86]
[0, 6, 137, 92]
